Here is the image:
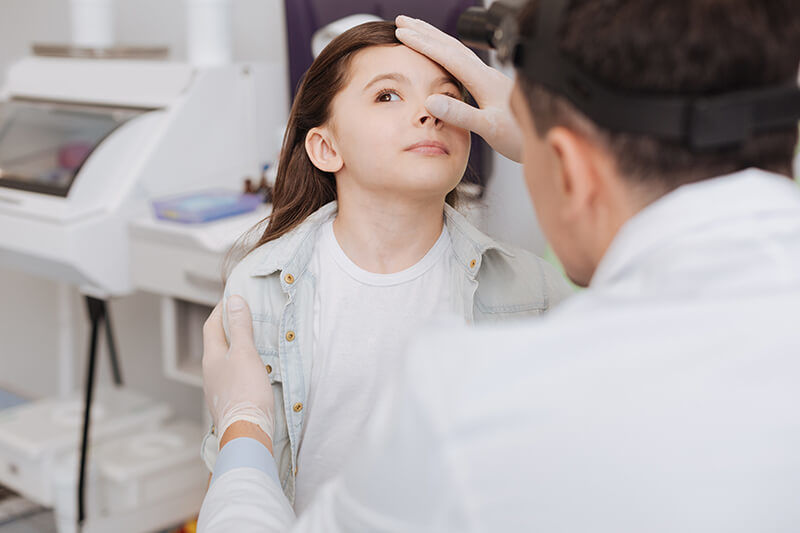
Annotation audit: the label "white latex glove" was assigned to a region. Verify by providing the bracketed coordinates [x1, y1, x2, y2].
[202, 295, 274, 448]
[395, 15, 523, 163]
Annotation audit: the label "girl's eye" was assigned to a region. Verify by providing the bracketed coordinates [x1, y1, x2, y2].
[376, 89, 400, 102]
[443, 91, 461, 100]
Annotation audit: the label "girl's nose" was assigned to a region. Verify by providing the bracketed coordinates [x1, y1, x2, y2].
[418, 113, 442, 129]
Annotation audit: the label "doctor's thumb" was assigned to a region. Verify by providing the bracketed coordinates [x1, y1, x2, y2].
[226, 295, 255, 349]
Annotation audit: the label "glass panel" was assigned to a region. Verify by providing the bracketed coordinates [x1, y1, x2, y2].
[0, 101, 142, 197]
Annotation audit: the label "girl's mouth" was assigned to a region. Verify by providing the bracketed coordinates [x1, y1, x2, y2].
[405, 140, 449, 155]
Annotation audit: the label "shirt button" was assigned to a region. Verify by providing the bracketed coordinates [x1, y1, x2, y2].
[285, 331, 296, 342]
[293, 402, 303, 413]
[284, 273, 295, 284]
[469, 259, 477, 269]
[265, 364, 272, 374]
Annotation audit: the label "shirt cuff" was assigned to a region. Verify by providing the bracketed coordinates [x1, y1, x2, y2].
[211, 437, 280, 486]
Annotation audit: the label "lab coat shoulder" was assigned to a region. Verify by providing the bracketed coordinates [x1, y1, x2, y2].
[474, 243, 574, 320]
[406, 295, 592, 430]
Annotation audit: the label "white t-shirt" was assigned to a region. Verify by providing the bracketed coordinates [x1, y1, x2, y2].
[293, 220, 462, 513]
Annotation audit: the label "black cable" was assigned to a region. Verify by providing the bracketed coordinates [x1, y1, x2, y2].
[103, 305, 123, 386]
[77, 297, 126, 531]
[78, 296, 103, 530]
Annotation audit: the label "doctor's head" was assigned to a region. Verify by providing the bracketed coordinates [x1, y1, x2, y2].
[259, 21, 470, 247]
[511, 0, 800, 287]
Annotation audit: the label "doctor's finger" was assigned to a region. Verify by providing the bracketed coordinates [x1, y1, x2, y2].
[225, 295, 256, 356]
[396, 15, 475, 61]
[426, 94, 486, 136]
[395, 23, 488, 90]
[395, 19, 491, 98]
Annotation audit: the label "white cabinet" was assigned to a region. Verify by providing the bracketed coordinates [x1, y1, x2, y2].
[129, 205, 271, 387]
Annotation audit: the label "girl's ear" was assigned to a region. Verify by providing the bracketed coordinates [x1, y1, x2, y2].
[305, 127, 343, 173]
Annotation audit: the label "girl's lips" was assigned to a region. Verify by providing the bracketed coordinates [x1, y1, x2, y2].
[405, 140, 449, 155]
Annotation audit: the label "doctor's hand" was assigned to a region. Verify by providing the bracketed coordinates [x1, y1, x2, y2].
[202, 295, 274, 452]
[396, 15, 522, 163]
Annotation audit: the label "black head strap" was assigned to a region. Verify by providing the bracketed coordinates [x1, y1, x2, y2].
[512, 0, 800, 150]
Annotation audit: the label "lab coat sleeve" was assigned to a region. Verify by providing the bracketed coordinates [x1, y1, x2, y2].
[198, 334, 462, 532]
[199, 467, 296, 532]
[198, 438, 296, 532]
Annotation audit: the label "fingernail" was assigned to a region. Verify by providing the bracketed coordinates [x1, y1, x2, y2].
[426, 94, 449, 116]
[395, 28, 416, 38]
[228, 295, 245, 312]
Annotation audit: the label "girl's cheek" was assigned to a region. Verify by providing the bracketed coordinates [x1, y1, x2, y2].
[455, 131, 471, 155]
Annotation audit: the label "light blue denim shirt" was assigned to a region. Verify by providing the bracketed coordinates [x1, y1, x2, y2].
[202, 201, 572, 503]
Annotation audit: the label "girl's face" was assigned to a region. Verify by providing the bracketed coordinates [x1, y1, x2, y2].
[322, 45, 471, 201]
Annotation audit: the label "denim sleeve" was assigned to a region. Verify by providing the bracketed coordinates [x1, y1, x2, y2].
[211, 437, 280, 486]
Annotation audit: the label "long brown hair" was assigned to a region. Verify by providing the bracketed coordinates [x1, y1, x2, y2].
[240, 21, 464, 262]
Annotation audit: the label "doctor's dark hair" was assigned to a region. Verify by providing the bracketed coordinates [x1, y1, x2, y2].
[239, 21, 464, 259]
[515, 0, 800, 191]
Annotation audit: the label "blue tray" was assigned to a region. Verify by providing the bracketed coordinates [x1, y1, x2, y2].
[153, 190, 262, 223]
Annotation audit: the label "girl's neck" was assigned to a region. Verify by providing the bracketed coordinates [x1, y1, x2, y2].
[333, 188, 447, 274]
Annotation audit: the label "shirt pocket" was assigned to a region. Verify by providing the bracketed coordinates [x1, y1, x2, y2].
[252, 312, 281, 383]
[475, 251, 549, 316]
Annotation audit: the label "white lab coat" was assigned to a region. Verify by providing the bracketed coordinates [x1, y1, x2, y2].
[199, 168, 800, 532]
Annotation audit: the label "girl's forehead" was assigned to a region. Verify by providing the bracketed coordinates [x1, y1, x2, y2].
[348, 44, 452, 84]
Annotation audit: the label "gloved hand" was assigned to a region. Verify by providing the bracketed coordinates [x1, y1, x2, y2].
[396, 15, 523, 163]
[202, 295, 274, 449]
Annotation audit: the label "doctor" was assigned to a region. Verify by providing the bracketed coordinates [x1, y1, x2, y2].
[199, 0, 800, 530]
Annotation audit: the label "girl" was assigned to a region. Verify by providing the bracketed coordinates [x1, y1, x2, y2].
[202, 21, 571, 512]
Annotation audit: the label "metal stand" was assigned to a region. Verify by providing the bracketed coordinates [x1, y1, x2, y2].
[78, 297, 123, 530]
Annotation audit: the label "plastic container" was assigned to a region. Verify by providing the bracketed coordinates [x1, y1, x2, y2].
[69, 0, 114, 48]
[186, 0, 233, 66]
[53, 421, 207, 533]
[0, 387, 171, 506]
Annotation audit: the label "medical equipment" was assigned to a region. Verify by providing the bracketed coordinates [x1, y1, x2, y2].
[458, 0, 800, 150]
[0, 1, 288, 529]
[0, 56, 285, 296]
[0, 54, 286, 529]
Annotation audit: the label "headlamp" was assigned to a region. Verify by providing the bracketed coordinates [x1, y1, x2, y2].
[457, 0, 800, 151]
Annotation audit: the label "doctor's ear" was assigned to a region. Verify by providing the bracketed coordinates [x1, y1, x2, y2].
[546, 126, 603, 218]
[305, 127, 343, 173]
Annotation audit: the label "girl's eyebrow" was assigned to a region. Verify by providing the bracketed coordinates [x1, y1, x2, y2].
[363, 73, 409, 92]
[362, 73, 460, 93]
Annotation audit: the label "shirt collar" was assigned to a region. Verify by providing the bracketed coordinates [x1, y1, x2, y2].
[591, 168, 800, 288]
[444, 203, 515, 277]
[249, 201, 338, 278]
[248, 200, 515, 279]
